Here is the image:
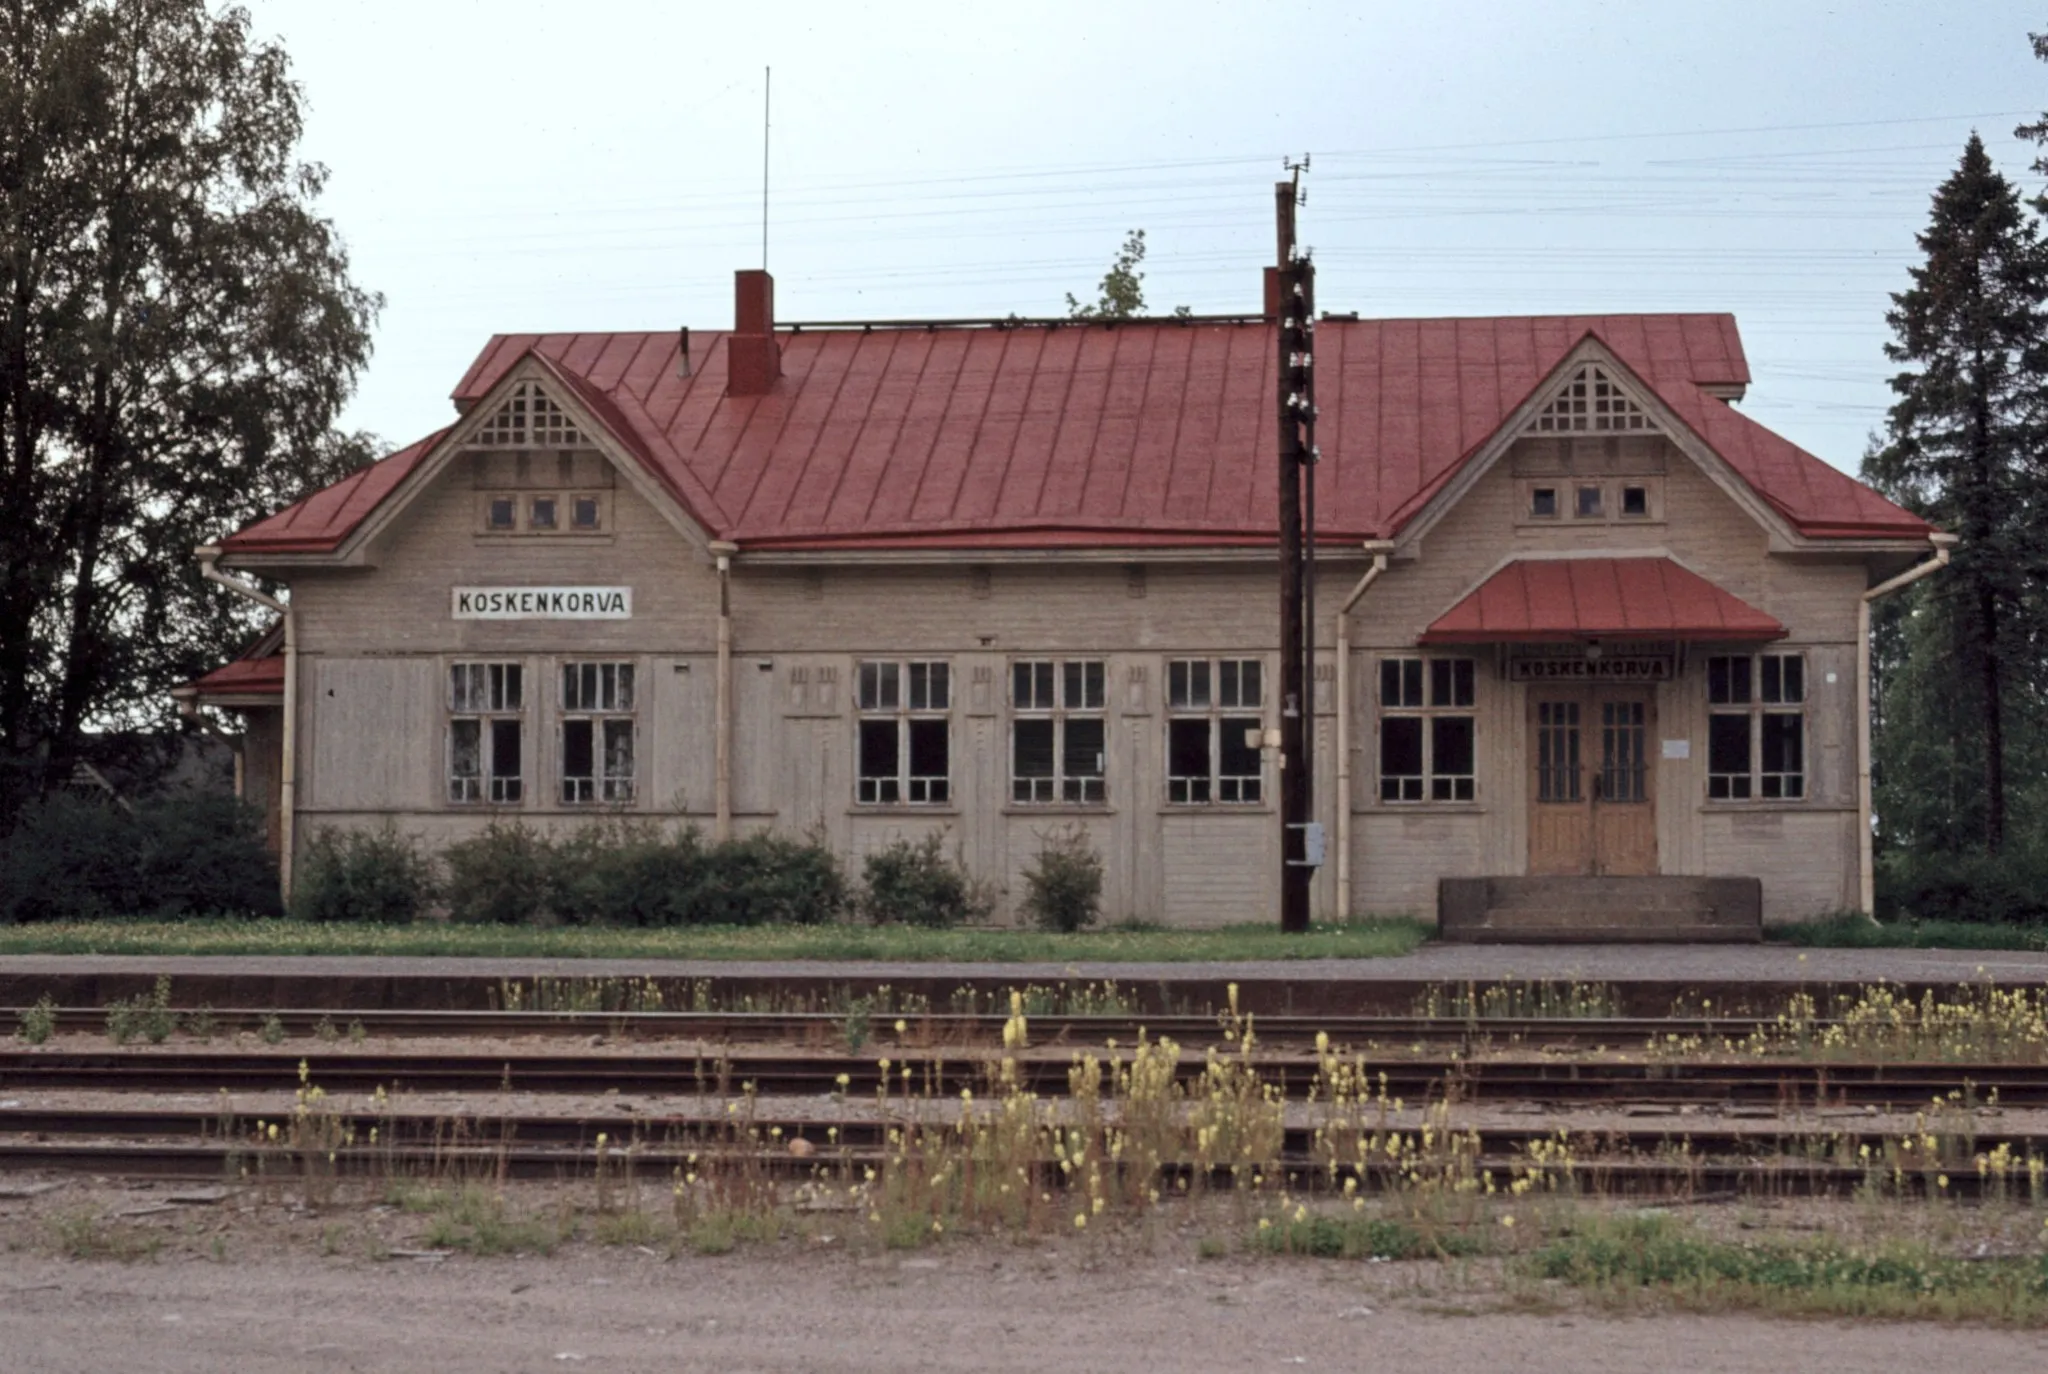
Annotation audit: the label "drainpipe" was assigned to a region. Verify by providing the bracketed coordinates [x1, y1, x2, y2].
[1857, 531, 1957, 917]
[195, 545, 296, 902]
[1334, 541, 1396, 919]
[709, 540, 739, 842]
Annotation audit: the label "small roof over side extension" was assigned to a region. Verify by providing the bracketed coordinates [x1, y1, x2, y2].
[1420, 557, 1788, 644]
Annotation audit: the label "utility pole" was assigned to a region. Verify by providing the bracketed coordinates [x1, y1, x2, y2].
[1275, 160, 1318, 935]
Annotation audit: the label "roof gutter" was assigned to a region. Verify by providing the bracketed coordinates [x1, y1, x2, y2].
[1857, 532, 1957, 917]
[196, 545, 297, 904]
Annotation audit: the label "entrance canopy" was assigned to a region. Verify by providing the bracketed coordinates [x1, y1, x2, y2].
[1419, 557, 1786, 645]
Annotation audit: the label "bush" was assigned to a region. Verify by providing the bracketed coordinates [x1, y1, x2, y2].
[1019, 825, 1103, 932]
[688, 830, 847, 926]
[291, 824, 437, 924]
[556, 822, 704, 928]
[1875, 845, 2048, 926]
[443, 821, 562, 925]
[858, 832, 995, 928]
[0, 792, 278, 923]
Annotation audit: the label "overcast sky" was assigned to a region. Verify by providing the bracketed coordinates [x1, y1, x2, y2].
[245, 0, 2048, 474]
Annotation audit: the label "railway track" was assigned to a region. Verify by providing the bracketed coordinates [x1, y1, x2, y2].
[3, 1047, 2041, 1105]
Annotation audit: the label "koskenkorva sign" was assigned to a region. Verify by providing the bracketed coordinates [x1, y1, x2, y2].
[452, 586, 632, 619]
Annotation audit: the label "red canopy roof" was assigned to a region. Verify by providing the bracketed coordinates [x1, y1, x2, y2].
[174, 654, 284, 700]
[219, 311, 1932, 557]
[1420, 558, 1787, 644]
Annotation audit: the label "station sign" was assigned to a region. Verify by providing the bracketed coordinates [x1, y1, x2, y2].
[1508, 655, 1672, 681]
[451, 586, 632, 619]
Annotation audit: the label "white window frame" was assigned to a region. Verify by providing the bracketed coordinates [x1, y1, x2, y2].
[856, 660, 951, 805]
[1706, 652, 1806, 802]
[448, 662, 524, 805]
[559, 661, 636, 805]
[1010, 659, 1107, 805]
[1165, 657, 1265, 805]
[1376, 655, 1477, 803]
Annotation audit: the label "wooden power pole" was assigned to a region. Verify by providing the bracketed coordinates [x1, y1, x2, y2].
[1275, 164, 1319, 934]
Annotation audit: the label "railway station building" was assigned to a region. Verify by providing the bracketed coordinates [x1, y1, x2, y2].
[177, 268, 1945, 934]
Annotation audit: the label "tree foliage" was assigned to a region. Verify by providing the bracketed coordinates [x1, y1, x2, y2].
[1064, 229, 1190, 321]
[1863, 133, 2048, 863]
[0, 0, 381, 816]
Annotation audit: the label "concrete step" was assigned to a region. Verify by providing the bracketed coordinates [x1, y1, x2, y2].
[1439, 875, 1763, 944]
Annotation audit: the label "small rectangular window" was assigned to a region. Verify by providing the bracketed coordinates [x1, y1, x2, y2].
[1531, 487, 1558, 518]
[530, 496, 557, 530]
[1168, 660, 1211, 709]
[1708, 714, 1752, 800]
[559, 661, 635, 803]
[571, 496, 601, 529]
[486, 496, 516, 531]
[1761, 713, 1804, 799]
[1575, 485, 1603, 518]
[1621, 485, 1649, 518]
[1707, 656, 1753, 706]
[857, 659, 951, 805]
[1378, 655, 1478, 803]
[1167, 718, 1213, 804]
[449, 662, 523, 804]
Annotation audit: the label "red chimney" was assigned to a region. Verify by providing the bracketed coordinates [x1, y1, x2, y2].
[727, 269, 780, 396]
[1263, 266, 1281, 320]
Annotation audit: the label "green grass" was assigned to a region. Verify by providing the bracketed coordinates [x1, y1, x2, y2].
[1768, 912, 2048, 951]
[1528, 1213, 2048, 1322]
[0, 916, 1431, 962]
[1252, 1213, 1481, 1260]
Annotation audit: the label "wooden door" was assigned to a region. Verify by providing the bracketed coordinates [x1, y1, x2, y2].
[1592, 694, 1656, 874]
[1528, 690, 1590, 875]
[1527, 688, 1658, 876]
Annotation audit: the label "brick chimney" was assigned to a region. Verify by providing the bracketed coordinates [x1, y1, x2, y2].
[1263, 266, 1281, 320]
[727, 269, 780, 396]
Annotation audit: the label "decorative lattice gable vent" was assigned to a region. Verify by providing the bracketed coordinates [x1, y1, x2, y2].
[1524, 363, 1654, 435]
[470, 381, 584, 447]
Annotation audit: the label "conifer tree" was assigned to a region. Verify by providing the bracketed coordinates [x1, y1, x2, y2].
[1863, 134, 2048, 856]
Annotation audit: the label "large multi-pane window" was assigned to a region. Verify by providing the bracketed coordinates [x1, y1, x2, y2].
[1707, 653, 1805, 800]
[448, 663, 523, 804]
[857, 661, 950, 804]
[559, 662, 636, 804]
[1377, 657, 1477, 802]
[1166, 658, 1263, 804]
[1011, 660, 1106, 803]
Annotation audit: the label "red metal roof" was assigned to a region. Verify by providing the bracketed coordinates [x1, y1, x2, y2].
[1419, 557, 1788, 644]
[176, 653, 284, 698]
[220, 312, 1930, 557]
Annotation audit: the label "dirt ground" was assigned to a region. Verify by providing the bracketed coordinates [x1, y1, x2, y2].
[3, 1235, 2047, 1374]
[3, 1180, 2048, 1374]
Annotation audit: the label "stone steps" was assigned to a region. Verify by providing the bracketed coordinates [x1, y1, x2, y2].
[1438, 876, 1762, 944]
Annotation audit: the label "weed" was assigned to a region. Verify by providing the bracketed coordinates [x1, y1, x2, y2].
[46, 1209, 162, 1262]
[347, 1019, 367, 1045]
[313, 1015, 338, 1043]
[1019, 825, 1104, 932]
[105, 976, 177, 1045]
[186, 1005, 217, 1040]
[418, 1185, 566, 1256]
[1253, 1212, 1477, 1260]
[15, 994, 56, 1044]
[1196, 1236, 1229, 1260]
[842, 996, 874, 1053]
[259, 1013, 285, 1045]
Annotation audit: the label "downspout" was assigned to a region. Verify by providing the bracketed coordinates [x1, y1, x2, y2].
[195, 545, 296, 902]
[1334, 541, 1396, 919]
[1857, 531, 1957, 917]
[710, 540, 739, 842]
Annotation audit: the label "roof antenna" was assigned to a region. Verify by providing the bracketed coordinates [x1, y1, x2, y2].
[761, 66, 771, 270]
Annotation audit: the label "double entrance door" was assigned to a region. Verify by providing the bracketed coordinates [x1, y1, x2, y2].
[1528, 687, 1657, 876]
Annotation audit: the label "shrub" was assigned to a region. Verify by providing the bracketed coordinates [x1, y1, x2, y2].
[556, 822, 703, 928]
[1019, 825, 1104, 933]
[291, 825, 437, 924]
[858, 832, 995, 928]
[689, 830, 847, 926]
[0, 792, 278, 923]
[1875, 845, 2048, 926]
[442, 821, 561, 925]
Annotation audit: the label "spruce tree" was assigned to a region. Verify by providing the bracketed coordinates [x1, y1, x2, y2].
[1863, 134, 2048, 856]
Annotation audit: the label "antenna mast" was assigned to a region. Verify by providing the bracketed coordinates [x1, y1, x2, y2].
[762, 67, 771, 269]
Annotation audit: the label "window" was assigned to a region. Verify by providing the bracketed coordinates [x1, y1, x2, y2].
[1621, 484, 1649, 518]
[857, 660, 950, 804]
[1166, 658, 1263, 804]
[469, 380, 584, 447]
[572, 495, 601, 530]
[1575, 485, 1603, 518]
[530, 496, 557, 530]
[1531, 486, 1559, 519]
[486, 497, 516, 531]
[448, 663, 523, 804]
[1707, 653, 1805, 800]
[1525, 363, 1653, 434]
[560, 662, 635, 804]
[1378, 656, 1476, 802]
[1011, 659, 1106, 803]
